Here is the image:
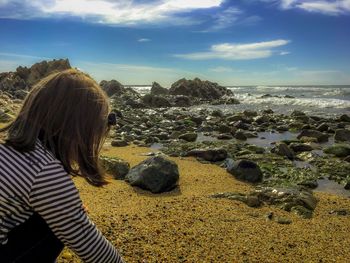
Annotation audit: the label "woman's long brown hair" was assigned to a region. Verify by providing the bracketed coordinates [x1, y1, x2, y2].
[0, 69, 110, 186]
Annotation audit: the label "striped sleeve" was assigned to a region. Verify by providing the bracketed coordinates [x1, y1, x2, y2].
[28, 161, 124, 263]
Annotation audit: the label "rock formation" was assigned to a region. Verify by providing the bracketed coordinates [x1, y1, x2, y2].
[0, 59, 71, 98]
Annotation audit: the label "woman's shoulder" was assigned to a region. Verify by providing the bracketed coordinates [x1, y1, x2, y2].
[0, 139, 62, 172]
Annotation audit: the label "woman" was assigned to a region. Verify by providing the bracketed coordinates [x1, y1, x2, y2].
[0, 69, 124, 262]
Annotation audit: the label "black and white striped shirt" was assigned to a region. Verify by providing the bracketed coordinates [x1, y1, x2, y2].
[0, 139, 124, 263]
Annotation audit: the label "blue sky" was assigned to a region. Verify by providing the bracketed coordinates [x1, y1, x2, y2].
[0, 0, 350, 86]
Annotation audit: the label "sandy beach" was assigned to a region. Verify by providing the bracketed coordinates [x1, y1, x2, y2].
[58, 145, 350, 263]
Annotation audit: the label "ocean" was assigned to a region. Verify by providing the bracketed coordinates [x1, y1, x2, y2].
[131, 85, 350, 117]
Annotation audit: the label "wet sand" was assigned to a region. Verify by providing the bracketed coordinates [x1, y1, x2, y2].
[58, 145, 350, 263]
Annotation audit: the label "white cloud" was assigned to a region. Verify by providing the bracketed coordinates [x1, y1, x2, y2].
[202, 7, 261, 31]
[138, 38, 151, 42]
[280, 51, 290, 55]
[264, 0, 350, 15]
[209, 66, 235, 72]
[174, 39, 290, 60]
[0, 0, 224, 25]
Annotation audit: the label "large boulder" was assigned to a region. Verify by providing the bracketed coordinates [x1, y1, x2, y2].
[150, 82, 168, 95]
[227, 159, 263, 183]
[141, 94, 171, 108]
[100, 79, 125, 97]
[100, 156, 130, 180]
[125, 156, 179, 193]
[169, 78, 233, 100]
[297, 130, 329, 143]
[186, 148, 228, 162]
[334, 129, 350, 142]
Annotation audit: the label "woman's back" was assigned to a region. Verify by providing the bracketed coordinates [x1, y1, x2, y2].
[0, 139, 56, 245]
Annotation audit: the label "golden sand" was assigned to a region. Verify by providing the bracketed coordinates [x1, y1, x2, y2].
[55, 145, 350, 262]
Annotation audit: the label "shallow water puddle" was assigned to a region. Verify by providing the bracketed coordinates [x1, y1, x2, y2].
[247, 131, 297, 148]
[315, 178, 350, 197]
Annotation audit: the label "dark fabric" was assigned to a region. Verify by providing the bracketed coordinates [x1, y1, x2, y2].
[0, 212, 64, 263]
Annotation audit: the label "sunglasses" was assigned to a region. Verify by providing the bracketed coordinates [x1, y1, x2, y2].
[107, 112, 117, 126]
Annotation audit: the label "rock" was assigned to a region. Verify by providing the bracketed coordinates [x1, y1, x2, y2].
[0, 59, 71, 97]
[142, 94, 171, 108]
[111, 139, 129, 147]
[0, 110, 13, 122]
[291, 206, 313, 219]
[218, 124, 231, 133]
[179, 133, 197, 142]
[329, 209, 349, 216]
[234, 130, 247, 141]
[186, 148, 228, 162]
[289, 143, 313, 152]
[276, 217, 292, 224]
[100, 79, 125, 97]
[243, 110, 257, 117]
[13, 89, 28, 99]
[344, 156, 350, 163]
[217, 133, 233, 140]
[299, 136, 318, 143]
[254, 115, 270, 124]
[316, 123, 329, 132]
[324, 145, 350, 157]
[211, 192, 261, 207]
[291, 110, 306, 117]
[227, 159, 263, 183]
[271, 143, 295, 160]
[298, 180, 318, 189]
[100, 156, 130, 180]
[255, 186, 318, 214]
[212, 186, 317, 218]
[339, 114, 350, 122]
[284, 95, 295, 98]
[25, 59, 71, 85]
[150, 82, 168, 95]
[169, 78, 233, 100]
[172, 95, 192, 107]
[297, 130, 328, 143]
[345, 182, 350, 189]
[334, 129, 350, 142]
[125, 156, 179, 193]
[234, 121, 249, 130]
[211, 97, 240, 105]
[211, 109, 224, 118]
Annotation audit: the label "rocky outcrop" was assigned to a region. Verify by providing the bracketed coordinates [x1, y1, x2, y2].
[0, 91, 21, 122]
[99, 79, 125, 97]
[169, 78, 233, 100]
[0, 59, 71, 98]
[125, 156, 179, 193]
[141, 94, 171, 108]
[150, 82, 168, 95]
